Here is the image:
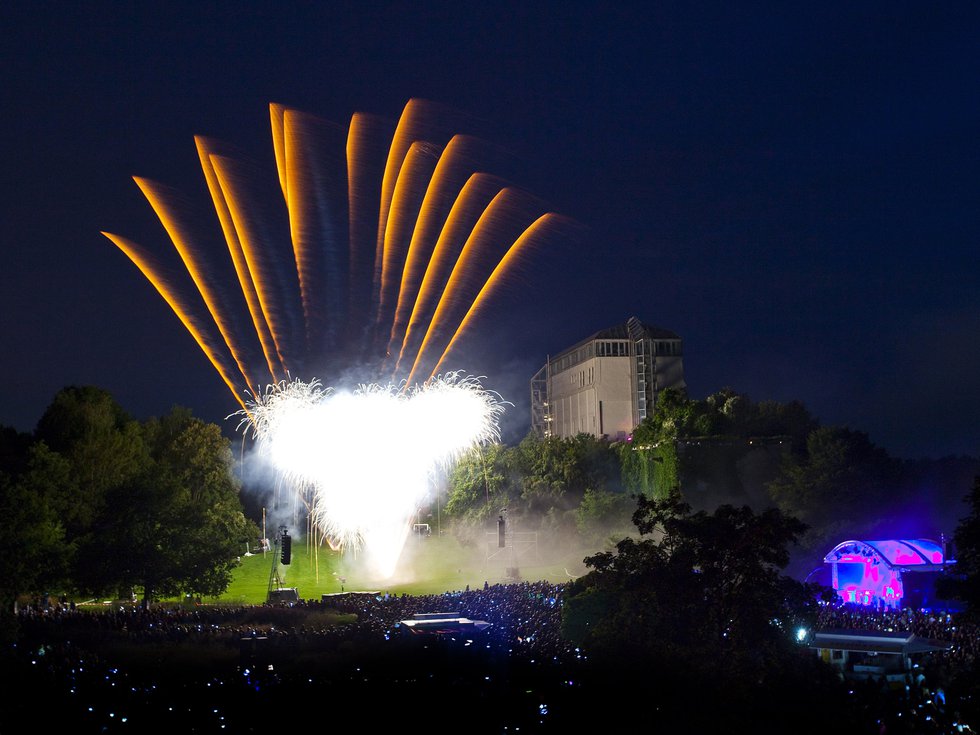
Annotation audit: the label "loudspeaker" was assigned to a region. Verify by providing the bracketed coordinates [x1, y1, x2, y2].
[281, 533, 291, 565]
[497, 516, 505, 548]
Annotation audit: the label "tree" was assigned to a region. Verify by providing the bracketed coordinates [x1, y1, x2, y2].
[937, 475, 980, 615]
[443, 443, 514, 531]
[574, 488, 634, 546]
[565, 491, 813, 657]
[0, 459, 68, 641]
[515, 433, 621, 514]
[746, 399, 816, 453]
[443, 435, 629, 552]
[767, 426, 903, 565]
[622, 388, 816, 508]
[515, 434, 582, 512]
[74, 408, 258, 603]
[0, 428, 75, 638]
[0, 425, 33, 476]
[33, 386, 147, 541]
[561, 491, 845, 731]
[618, 436, 676, 499]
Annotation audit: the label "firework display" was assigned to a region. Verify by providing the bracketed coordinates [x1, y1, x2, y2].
[103, 100, 559, 576]
[102, 100, 562, 406]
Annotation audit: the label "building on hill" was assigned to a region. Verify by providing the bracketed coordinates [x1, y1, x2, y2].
[530, 316, 685, 441]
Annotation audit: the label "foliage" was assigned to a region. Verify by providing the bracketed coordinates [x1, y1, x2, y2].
[514, 433, 615, 514]
[767, 426, 904, 558]
[442, 389, 830, 559]
[0, 387, 258, 607]
[937, 476, 980, 616]
[564, 491, 815, 659]
[574, 488, 634, 546]
[442, 433, 628, 547]
[33, 386, 147, 539]
[618, 438, 677, 499]
[622, 387, 817, 510]
[0, 430, 72, 639]
[561, 490, 842, 730]
[442, 442, 516, 547]
[0, 454, 68, 641]
[0, 425, 32, 475]
[444, 443, 513, 523]
[84, 410, 259, 602]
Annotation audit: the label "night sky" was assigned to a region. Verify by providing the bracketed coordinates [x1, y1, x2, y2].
[1, 3, 977, 459]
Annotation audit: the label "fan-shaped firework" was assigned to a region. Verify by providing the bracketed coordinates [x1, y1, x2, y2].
[102, 100, 562, 577]
[102, 99, 563, 409]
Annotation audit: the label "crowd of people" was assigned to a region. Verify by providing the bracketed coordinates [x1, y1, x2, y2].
[314, 580, 571, 657]
[812, 603, 980, 734]
[6, 581, 581, 732]
[12, 580, 574, 662]
[817, 604, 980, 671]
[5, 582, 980, 733]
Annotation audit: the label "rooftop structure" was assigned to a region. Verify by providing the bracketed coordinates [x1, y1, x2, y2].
[809, 628, 952, 687]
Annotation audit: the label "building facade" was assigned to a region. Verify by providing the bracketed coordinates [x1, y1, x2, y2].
[530, 316, 685, 441]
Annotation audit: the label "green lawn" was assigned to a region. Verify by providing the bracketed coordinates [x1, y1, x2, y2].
[216, 534, 591, 604]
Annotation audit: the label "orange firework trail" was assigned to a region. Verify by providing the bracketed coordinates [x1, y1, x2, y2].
[100, 233, 248, 411]
[103, 99, 565, 405]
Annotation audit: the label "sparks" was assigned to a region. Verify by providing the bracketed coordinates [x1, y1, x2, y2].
[237, 372, 506, 578]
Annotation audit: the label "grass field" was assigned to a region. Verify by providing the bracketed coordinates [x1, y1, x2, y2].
[217, 533, 593, 604]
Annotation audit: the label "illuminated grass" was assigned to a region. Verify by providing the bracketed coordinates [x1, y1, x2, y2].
[215, 534, 581, 604]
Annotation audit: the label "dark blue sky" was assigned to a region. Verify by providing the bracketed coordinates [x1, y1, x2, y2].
[1, 3, 977, 459]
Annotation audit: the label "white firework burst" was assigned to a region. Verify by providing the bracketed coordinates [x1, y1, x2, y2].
[236, 371, 507, 578]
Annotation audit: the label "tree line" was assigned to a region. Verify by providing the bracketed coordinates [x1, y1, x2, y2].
[0, 386, 258, 634]
[3, 383, 977, 620]
[440, 387, 978, 576]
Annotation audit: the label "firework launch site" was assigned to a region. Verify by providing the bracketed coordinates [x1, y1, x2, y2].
[228, 525, 586, 604]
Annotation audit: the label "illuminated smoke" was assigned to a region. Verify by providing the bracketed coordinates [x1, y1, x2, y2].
[237, 372, 506, 578]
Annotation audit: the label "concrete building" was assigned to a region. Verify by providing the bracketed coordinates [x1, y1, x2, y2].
[530, 316, 685, 441]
